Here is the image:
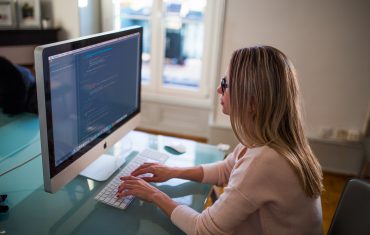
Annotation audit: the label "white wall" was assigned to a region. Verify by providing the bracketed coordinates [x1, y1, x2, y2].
[79, 0, 101, 36]
[214, 0, 370, 139]
[44, 0, 102, 39]
[50, 0, 79, 39]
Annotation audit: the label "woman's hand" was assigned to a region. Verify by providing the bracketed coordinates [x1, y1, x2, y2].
[117, 175, 164, 202]
[117, 175, 179, 216]
[130, 163, 175, 182]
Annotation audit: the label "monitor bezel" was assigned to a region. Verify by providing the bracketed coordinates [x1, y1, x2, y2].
[35, 26, 142, 193]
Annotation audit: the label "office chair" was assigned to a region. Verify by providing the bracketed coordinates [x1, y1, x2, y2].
[360, 137, 370, 178]
[327, 178, 370, 235]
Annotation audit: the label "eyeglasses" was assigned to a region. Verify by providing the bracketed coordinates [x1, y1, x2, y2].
[220, 77, 228, 95]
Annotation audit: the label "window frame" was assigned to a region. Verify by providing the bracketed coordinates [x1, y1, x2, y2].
[102, 0, 225, 108]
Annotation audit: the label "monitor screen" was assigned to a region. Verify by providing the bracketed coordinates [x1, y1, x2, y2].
[35, 26, 142, 193]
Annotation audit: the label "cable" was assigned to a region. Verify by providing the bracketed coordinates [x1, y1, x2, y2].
[0, 153, 41, 177]
[0, 136, 39, 164]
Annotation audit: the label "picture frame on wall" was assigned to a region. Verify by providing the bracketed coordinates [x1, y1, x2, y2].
[17, 0, 41, 28]
[0, 0, 17, 28]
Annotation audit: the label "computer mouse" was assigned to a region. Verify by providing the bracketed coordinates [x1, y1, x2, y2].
[164, 142, 186, 154]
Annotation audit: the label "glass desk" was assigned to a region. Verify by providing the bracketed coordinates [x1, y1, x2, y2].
[0, 114, 224, 235]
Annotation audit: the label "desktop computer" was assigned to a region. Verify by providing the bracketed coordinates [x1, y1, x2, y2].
[35, 26, 143, 193]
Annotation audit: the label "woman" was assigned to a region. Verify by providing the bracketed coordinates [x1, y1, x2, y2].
[117, 46, 323, 235]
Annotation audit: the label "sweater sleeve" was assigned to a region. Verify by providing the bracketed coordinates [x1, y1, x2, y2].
[171, 185, 258, 235]
[200, 144, 242, 186]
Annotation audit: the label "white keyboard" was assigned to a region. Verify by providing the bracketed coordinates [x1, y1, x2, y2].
[95, 148, 169, 210]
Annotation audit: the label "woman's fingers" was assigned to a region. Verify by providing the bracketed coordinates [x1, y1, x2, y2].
[116, 188, 134, 198]
[120, 175, 138, 181]
[131, 167, 153, 177]
[131, 163, 157, 176]
[140, 176, 159, 182]
[116, 176, 159, 202]
[117, 181, 135, 191]
[117, 177, 142, 194]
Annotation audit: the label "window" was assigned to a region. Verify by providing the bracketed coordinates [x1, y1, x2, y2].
[105, 0, 224, 105]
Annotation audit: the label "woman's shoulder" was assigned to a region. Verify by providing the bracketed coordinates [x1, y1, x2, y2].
[250, 145, 285, 163]
[233, 143, 246, 153]
[236, 145, 295, 179]
[231, 146, 303, 200]
[227, 143, 247, 160]
[235, 145, 278, 162]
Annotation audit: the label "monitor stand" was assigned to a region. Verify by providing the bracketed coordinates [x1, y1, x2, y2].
[80, 135, 133, 181]
[79, 154, 126, 181]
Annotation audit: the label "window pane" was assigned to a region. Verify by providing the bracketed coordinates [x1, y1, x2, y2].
[118, 0, 153, 84]
[162, 0, 206, 90]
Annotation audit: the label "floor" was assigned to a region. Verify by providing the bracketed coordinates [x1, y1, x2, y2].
[321, 172, 353, 234]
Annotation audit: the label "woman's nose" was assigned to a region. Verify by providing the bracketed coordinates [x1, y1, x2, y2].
[216, 84, 222, 94]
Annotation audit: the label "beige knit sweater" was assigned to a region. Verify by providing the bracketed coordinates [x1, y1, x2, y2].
[170, 144, 323, 235]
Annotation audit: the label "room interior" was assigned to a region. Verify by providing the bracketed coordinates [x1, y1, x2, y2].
[0, 0, 369, 234]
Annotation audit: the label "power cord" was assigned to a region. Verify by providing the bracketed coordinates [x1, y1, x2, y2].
[0, 153, 41, 213]
[0, 136, 39, 165]
[0, 153, 41, 177]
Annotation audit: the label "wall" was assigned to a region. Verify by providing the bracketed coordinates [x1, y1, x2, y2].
[79, 0, 101, 36]
[213, 0, 370, 139]
[309, 139, 364, 175]
[44, 0, 101, 39]
[49, 0, 79, 40]
[209, 0, 370, 175]
[0, 46, 35, 65]
[140, 102, 210, 138]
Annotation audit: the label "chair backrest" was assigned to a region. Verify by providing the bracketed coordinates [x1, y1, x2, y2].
[327, 179, 370, 235]
[364, 137, 370, 162]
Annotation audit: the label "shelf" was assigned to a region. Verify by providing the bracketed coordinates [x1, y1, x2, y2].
[0, 28, 60, 46]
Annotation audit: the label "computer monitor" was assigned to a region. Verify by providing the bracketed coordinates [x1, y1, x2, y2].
[35, 26, 142, 193]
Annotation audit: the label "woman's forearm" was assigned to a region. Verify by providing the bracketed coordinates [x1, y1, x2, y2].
[150, 166, 204, 218]
[171, 166, 204, 182]
[152, 191, 179, 217]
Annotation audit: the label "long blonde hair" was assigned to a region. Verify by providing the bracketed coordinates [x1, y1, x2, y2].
[229, 46, 323, 197]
